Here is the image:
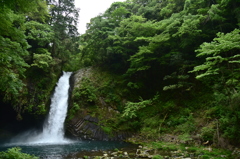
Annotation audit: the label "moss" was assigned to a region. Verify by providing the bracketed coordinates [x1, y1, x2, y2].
[201, 155, 210, 159]
[137, 141, 234, 159]
[187, 147, 197, 152]
[101, 126, 113, 136]
[67, 102, 81, 121]
[152, 155, 164, 159]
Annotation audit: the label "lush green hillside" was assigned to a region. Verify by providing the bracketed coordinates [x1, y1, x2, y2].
[1, 0, 240, 150]
[75, 0, 240, 147]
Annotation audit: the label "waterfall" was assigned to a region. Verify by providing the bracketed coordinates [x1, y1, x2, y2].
[9, 71, 72, 145]
[40, 71, 72, 143]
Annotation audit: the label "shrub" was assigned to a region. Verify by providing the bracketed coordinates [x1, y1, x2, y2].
[0, 147, 38, 159]
[201, 126, 215, 142]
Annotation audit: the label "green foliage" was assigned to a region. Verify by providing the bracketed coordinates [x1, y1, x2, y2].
[31, 49, 52, 70]
[62, 53, 83, 72]
[0, 147, 38, 159]
[0, 9, 30, 100]
[151, 142, 178, 151]
[75, 78, 97, 103]
[163, 73, 190, 91]
[190, 29, 240, 142]
[48, 0, 79, 70]
[1, 0, 239, 148]
[1, 0, 46, 14]
[201, 126, 215, 142]
[75, 0, 240, 145]
[219, 111, 240, 140]
[101, 126, 113, 136]
[122, 97, 152, 118]
[178, 133, 193, 143]
[0, 0, 80, 118]
[68, 102, 80, 120]
[25, 21, 53, 46]
[26, 103, 47, 116]
[175, 113, 196, 134]
[69, 69, 136, 132]
[147, 141, 233, 159]
[190, 29, 240, 80]
[152, 155, 164, 159]
[201, 155, 210, 159]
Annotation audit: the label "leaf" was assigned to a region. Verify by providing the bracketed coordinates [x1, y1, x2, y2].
[31, 49, 52, 70]
[190, 29, 240, 80]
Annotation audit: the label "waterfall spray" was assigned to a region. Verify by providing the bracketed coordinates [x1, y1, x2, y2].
[9, 72, 72, 145]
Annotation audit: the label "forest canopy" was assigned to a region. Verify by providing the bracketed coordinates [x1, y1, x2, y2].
[77, 0, 240, 144]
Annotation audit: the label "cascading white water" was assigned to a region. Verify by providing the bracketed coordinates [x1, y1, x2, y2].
[9, 71, 72, 145]
[39, 71, 72, 143]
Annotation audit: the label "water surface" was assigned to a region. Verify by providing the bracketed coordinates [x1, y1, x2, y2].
[0, 140, 135, 159]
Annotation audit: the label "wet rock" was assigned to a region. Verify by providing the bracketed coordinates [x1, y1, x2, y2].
[123, 151, 129, 157]
[136, 148, 150, 158]
[103, 153, 108, 157]
[110, 152, 118, 156]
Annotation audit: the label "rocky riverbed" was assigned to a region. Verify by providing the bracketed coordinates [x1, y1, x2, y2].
[63, 142, 239, 159]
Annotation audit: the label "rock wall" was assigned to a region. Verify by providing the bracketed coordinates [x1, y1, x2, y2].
[66, 67, 132, 140]
[66, 112, 132, 140]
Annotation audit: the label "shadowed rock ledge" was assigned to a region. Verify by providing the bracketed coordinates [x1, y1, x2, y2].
[67, 112, 132, 140]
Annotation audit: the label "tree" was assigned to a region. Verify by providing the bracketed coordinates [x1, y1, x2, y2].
[190, 29, 240, 142]
[0, 0, 54, 119]
[190, 29, 240, 91]
[48, 0, 79, 64]
[0, 7, 30, 100]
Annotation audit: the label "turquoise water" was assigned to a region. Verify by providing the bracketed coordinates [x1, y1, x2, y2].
[0, 140, 135, 158]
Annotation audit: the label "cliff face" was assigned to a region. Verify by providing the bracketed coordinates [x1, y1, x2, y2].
[66, 111, 132, 141]
[66, 68, 132, 140]
[0, 99, 44, 139]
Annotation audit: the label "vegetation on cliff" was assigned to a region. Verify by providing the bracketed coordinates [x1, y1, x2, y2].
[74, 0, 240, 148]
[1, 0, 240, 152]
[0, 0, 79, 120]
